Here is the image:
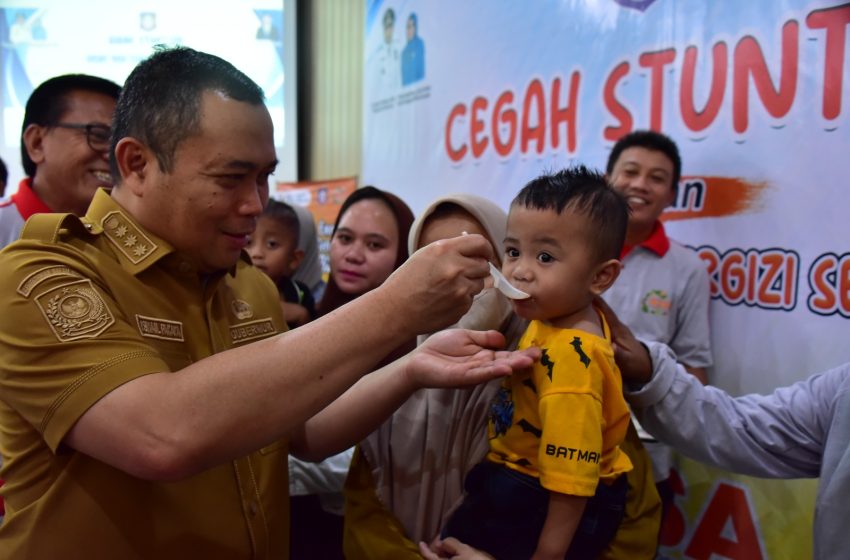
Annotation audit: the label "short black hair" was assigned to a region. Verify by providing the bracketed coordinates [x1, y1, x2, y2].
[0, 156, 8, 191]
[511, 166, 629, 261]
[263, 199, 300, 245]
[383, 8, 395, 27]
[110, 46, 265, 180]
[606, 130, 681, 193]
[21, 74, 121, 177]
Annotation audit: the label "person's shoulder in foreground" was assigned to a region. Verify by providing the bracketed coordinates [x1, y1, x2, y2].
[0, 46, 539, 560]
[596, 296, 850, 560]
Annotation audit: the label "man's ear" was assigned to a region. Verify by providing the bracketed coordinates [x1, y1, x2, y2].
[590, 258, 621, 296]
[22, 124, 47, 166]
[114, 137, 152, 195]
[287, 248, 305, 274]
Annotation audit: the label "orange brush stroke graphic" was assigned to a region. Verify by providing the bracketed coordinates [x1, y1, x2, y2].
[662, 176, 769, 222]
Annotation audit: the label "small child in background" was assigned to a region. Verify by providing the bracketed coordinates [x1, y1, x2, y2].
[247, 200, 317, 328]
[437, 167, 633, 560]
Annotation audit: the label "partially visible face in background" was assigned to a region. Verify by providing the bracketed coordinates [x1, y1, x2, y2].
[417, 207, 497, 265]
[329, 198, 400, 295]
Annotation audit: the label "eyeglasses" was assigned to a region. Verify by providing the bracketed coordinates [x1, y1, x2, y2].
[51, 123, 112, 153]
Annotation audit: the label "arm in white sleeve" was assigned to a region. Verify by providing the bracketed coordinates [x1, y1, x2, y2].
[625, 341, 845, 479]
[289, 447, 354, 496]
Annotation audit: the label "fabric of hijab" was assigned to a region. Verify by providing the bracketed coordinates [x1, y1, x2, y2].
[351, 193, 528, 545]
[290, 203, 325, 299]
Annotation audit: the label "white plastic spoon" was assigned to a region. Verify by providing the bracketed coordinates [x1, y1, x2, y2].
[488, 261, 530, 300]
[459, 230, 530, 300]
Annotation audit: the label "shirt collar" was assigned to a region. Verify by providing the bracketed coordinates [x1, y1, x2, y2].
[11, 178, 53, 219]
[85, 188, 251, 278]
[620, 220, 670, 259]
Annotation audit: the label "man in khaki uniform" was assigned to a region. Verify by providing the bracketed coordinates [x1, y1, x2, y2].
[0, 47, 537, 559]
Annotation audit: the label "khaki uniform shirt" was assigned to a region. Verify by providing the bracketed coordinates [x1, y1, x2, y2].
[0, 189, 290, 559]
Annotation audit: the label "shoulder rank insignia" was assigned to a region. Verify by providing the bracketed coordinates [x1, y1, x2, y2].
[101, 211, 157, 264]
[36, 279, 115, 341]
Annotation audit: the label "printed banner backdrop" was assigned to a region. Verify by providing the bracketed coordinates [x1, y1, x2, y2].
[274, 177, 358, 282]
[363, 0, 850, 557]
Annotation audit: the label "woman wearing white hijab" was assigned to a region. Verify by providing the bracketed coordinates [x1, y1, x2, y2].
[290, 203, 326, 302]
[343, 193, 526, 557]
[343, 193, 662, 560]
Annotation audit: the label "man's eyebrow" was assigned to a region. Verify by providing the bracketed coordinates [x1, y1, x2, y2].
[622, 159, 670, 175]
[210, 159, 279, 171]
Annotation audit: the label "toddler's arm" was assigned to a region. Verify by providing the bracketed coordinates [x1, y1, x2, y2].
[532, 492, 587, 560]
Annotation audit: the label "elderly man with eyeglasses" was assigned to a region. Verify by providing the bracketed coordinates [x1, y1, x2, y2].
[0, 74, 119, 522]
[0, 74, 121, 248]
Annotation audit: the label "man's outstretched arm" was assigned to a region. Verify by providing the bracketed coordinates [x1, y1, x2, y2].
[64, 235, 506, 480]
[596, 296, 841, 479]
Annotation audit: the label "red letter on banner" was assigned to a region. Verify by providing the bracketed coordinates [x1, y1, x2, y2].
[550, 72, 581, 155]
[659, 469, 687, 547]
[685, 483, 764, 560]
[445, 103, 468, 162]
[638, 49, 677, 131]
[603, 62, 633, 142]
[471, 96, 489, 158]
[680, 43, 728, 133]
[492, 91, 517, 157]
[521, 79, 546, 155]
[806, 3, 850, 121]
[733, 21, 799, 133]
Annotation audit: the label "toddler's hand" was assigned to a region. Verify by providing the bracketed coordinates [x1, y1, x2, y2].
[419, 537, 494, 559]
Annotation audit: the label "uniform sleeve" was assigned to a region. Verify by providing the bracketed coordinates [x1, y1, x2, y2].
[0, 244, 172, 452]
[670, 249, 713, 368]
[627, 341, 841, 478]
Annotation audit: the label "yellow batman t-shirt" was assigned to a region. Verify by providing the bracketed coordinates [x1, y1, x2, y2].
[487, 317, 633, 496]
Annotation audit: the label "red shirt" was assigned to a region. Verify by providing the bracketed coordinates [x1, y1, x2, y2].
[620, 220, 670, 259]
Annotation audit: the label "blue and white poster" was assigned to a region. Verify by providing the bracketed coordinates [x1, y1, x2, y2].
[1, 0, 293, 185]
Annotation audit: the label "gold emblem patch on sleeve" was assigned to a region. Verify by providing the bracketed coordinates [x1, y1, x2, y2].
[35, 279, 115, 341]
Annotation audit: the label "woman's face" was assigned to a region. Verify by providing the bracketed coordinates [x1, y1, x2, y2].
[329, 198, 400, 295]
[418, 208, 499, 265]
